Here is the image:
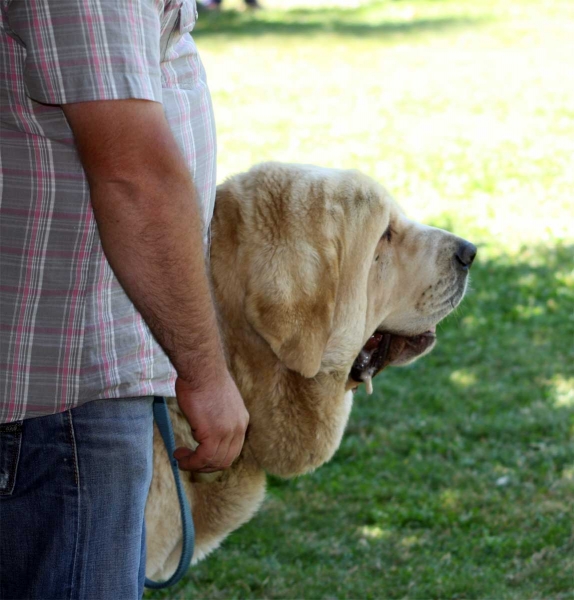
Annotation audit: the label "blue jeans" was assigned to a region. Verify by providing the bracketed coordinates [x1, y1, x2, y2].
[0, 397, 154, 600]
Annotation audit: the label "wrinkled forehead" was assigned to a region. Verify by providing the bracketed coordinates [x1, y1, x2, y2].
[321, 172, 400, 263]
[245, 163, 403, 253]
[344, 174, 399, 236]
[318, 169, 394, 221]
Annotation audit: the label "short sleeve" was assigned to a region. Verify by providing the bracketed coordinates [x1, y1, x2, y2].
[6, 0, 162, 105]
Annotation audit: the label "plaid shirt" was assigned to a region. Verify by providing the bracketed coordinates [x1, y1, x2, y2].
[0, 0, 216, 422]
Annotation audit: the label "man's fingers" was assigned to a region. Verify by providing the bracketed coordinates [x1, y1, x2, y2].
[209, 433, 241, 471]
[174, 427, 246, 472]
[223, 431, 245, 468]
[175, 436, 228, 472]
[174, 445, 220, 472]
[173, 447, 193, 461]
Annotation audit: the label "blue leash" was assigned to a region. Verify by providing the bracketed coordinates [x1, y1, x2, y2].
[145, 397, 195, 590]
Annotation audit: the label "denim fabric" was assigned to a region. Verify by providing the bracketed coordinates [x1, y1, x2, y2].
[0, 397, 154, 599]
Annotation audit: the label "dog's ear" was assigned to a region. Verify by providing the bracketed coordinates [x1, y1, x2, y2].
[245, 239, 339, 379]
[236, 162, 381, 378]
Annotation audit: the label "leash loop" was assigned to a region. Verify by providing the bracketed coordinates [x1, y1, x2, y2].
[145, 397, 195, 590]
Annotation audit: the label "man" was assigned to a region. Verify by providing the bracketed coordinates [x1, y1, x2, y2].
[0, 1, 248, 598]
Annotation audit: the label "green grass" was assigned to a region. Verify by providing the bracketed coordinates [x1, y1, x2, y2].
[148, 0, 574, 597]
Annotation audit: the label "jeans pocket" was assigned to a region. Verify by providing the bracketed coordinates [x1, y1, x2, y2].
[0, 421, 22, 495]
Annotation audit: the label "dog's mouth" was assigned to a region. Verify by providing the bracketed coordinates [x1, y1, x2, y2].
[349, 328, 436, 394]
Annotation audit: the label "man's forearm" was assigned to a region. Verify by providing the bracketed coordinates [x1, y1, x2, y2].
[62, 99, 247, 472]
[89, 171, 226, 388]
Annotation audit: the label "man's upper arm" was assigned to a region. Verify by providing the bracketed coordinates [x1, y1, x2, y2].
[62, 100, 189, 186]
[6, 0, 161, 105]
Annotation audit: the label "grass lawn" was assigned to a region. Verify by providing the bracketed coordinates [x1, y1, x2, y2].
[148, 0, 574, 597]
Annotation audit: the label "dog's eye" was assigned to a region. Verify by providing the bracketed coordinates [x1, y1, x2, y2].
[382, 224, 393, 243]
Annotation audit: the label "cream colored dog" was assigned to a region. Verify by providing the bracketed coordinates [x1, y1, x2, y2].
[145, 163, 476, 580]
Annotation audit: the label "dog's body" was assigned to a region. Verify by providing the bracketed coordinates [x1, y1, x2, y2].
[145, 163, 475, 579]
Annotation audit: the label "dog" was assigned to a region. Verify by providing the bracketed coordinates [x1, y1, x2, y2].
[145, 162, 476, 579]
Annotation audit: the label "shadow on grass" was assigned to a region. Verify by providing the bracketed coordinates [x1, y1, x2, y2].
[193, 5, 490, 39]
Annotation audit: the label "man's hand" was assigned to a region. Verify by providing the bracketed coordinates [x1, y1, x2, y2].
[173, 375, 249, 472]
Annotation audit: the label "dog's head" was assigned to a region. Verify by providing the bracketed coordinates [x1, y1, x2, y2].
[216, 162, 475, 391]
[344, 190, 476, 390]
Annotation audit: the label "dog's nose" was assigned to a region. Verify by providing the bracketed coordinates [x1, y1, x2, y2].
[455, 241, 477, 270]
